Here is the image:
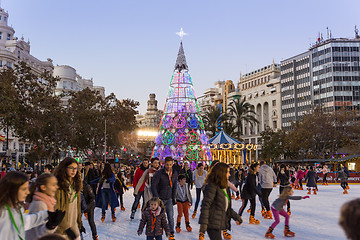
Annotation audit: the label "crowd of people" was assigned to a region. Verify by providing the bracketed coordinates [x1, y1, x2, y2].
[0, 157, 358, 240]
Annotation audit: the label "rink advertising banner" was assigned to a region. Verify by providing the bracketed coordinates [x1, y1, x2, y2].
[317, 172, 360, 183]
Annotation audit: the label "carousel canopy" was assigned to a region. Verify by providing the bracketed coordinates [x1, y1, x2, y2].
[209, 131, 243, 145]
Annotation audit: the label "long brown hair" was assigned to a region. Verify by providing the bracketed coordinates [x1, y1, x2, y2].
[27, 173, 55, 203]
[0, 171, 29, 211]
[54, 157, 82, 193]
[205, 162, 229, 189]
[339, 198, 360, 240]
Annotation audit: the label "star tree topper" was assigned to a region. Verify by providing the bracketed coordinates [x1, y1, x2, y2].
[176, 28, 188, 40]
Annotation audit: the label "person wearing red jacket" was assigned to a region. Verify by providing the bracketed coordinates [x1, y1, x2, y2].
[130, 159, 149, 220]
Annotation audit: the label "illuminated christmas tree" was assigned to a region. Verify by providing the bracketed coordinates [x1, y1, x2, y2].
[151, 35, 212, 163]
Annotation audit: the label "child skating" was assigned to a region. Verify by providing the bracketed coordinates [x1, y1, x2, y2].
[138, 197, 170, 240]
[265, 186, 309, 239]
[336, 167, 349, 194]
[175, 174, 192, 233]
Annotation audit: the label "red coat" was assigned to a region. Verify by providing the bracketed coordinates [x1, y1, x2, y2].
[133, 165, 147, 192]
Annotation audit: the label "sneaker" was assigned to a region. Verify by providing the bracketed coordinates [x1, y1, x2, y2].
[222, 230, 232, 239]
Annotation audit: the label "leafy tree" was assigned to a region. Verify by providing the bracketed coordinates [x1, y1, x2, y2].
[202, 107, 226, 137]
[227, 97, 258, 140]
[260, 127, 286, 161]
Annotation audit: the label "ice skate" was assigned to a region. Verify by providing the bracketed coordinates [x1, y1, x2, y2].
[247, 208, 251, 213]
[235, 195, 241, 200]
[249, 215, 260, 224]
[130, 210, 135, 220]
[121, 205, 126, 211]
[186, 221, 192, 232]
[192, 210, 197, 219]
[137, 203, 140, 209]
[343, 189, 348, 194]
[199, 232, 205, 240]
[222, 230, 232, 239]
[169, 232, 175, 240]
[284, 225, 295, 237]
[92, 235, 99, 240]
[261, 207, 266, 217]
[111, 213, 116, 222]
[307, 188, 311, 194]
[346, 185, 350, 189]
[287, 208, 291, 216]
[176, 222, 181, 233]
[235, 216, 242, 225]
[264, 210, 273, 219]
[265, 227, 275, 239]
[313, 189, 317, 195]
[101, 213, 105, 222]
[84, 212, 88, 219]
[231, 193, 235, 199]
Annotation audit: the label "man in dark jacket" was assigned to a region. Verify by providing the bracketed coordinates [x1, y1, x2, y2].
[151, 157, 178, 240]
[173, 160, 181, 174]
[130, 159, 149, 219]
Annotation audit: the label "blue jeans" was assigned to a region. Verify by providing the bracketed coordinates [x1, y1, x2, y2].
[146, 236, 162, 240]
[163, 199, 174, 233]
[194, 188, 202, 211]
[101, 188, 115, 214]
[131, 191, 144, 212]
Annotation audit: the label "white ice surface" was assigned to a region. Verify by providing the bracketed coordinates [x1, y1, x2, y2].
[81, 184, 355, 239]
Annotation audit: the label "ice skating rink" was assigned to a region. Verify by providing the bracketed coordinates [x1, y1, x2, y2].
[82, 184, 356, 239]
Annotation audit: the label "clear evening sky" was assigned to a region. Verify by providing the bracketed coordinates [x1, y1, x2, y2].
[4, 0, 360, 114]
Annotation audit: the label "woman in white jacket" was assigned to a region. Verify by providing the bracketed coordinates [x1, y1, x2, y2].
[0, 171, 65, 240]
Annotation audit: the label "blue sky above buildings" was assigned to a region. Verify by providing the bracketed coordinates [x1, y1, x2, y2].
[4, 0, 360, 114]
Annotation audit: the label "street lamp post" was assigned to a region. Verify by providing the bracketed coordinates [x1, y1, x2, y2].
[104, 119, 107, 162]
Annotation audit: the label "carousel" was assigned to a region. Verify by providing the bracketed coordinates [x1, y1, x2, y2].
[209, 131, 257, 165]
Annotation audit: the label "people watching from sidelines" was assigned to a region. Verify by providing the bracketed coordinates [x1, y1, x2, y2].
[53, 157, 83, 240]
[192, 163, 207, 219]
[151, 157, 178, 240]
[130, 158, 149, 219]
[134, 157, 161, 211]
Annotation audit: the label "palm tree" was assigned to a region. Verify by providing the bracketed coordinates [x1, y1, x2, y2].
[202, 107, 226, 137]
[227, 97, 258, 140]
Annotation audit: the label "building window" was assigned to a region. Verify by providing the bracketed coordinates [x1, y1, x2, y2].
[7, 34, 10, 40]
[17, 51, 20, 59]
[19, 143, 24, 152]
[273, 121, 277, 129]
[0, 60, 2, 67]
[63, 81, 67, 89]
[6, 62, 12, 68]
[4, 17, 6, 22]
[13, 142, 16, 150]
[0, 32, 2, 40]
[272, 100, 276, 106]
[2, 142, 7, 151]
[25, 144, 30, 152]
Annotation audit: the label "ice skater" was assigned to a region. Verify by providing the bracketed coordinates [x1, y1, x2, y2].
[305, 166, 318, 195]
[265, 186, 309, 239]
[336, 167, 349, 194]
[137, 197, 170, 240]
